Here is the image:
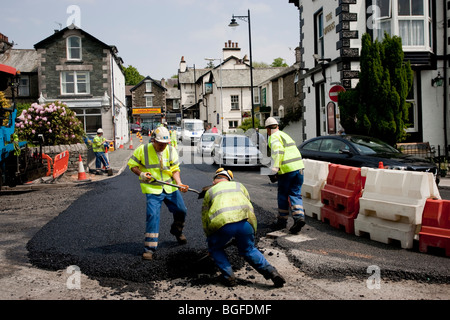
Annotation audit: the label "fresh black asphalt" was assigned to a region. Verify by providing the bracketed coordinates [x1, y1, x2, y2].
[26, 163, 275, 288]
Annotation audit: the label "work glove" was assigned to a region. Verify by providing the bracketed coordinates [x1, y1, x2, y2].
[140, 172, 152, 182]
[269, 174, 278, 183]
[179, 184, 189, 193]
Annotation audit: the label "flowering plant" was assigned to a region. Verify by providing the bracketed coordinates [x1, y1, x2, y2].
[15, 101, 85, 146]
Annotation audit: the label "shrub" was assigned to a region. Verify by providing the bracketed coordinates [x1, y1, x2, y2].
[15, 101, 85, 146]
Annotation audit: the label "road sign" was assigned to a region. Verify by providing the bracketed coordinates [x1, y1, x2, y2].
[329, 85, 346, 102]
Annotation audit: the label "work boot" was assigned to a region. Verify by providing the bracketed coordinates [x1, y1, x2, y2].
[170, 222, 187, 245]
[270, 218, 287, 231]
[220, 275, 237, 287]
[142, 251, 153, 260]
[289, 216, 306, 234]
[270, 269, 286, 288]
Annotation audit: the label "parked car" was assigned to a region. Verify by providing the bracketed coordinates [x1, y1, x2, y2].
[141, 124, 152, 135]
[298, 134, 439, 184]
[196, 133, 219, 156]
[212, 134, 264, 167]
[130, 124, 142, 133]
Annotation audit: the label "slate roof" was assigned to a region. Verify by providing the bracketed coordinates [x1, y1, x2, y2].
[0, 49, 38, 73]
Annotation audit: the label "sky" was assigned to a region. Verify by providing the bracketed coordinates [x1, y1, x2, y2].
[1, 0, 300, 80]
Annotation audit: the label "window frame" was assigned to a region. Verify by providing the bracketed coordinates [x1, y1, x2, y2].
[60, 71, 90, 95]
[230, 95, 239, 110]
[373, 0, 432, 51]
[67, 36, 82, 61]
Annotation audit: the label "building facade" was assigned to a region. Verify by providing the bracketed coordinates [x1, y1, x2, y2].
[33, 24, 128, 147]
[179, 41, 287, 133]
[290, 0, 449, 153]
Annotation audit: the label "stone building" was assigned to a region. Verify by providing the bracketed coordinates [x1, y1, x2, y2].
[33, 24, 128, 147]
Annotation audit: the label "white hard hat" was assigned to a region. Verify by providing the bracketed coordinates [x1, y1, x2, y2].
[97, 128, 104, 134]
[154, 127, 171, 143]
[265, 117, 278, 127]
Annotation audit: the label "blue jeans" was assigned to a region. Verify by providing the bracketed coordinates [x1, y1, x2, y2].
[144, 190, 187, 252]
[207, 220, 275, 279]
[277, 170, 305, 220]
[94, 152, 109, 169]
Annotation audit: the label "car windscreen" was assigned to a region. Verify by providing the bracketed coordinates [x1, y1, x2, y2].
[348, 136, 399, 155]
[223, 136, 254, 147]
[202, 134, 217, 141]
[185, 123, 203, 131]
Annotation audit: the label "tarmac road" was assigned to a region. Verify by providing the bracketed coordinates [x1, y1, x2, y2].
[8, 139, 448, 301]
[25, 160, 277, 295]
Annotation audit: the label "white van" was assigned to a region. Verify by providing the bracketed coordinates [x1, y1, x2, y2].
[181, 119, 204, 145]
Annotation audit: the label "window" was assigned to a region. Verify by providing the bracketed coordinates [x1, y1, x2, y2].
[253, 87, 260, 104]
[61, 71, 90, 94]
[76, 108, 101, 134]
[18, 75, 29, 96]
[67, 36, 82, 60]
[315, 10, 324, 59]
[230, 95, 239, 110]
[146, 96, 153, 107]
[278, 78, 284, 100]
[405, 74, 417, 132]
[228, 120, 239, 128]
[145, 81, 152, 92]
[294, 73, 299, 96]
[173, 99, 180, 110]
[374, 0, 432, 50]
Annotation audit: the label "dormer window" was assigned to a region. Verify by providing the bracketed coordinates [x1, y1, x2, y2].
[67, 36, 82, 60]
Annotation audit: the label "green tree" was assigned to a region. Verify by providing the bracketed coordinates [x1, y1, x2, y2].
[238, 117, 261, 131]
[271, 57, 288, 67]
[339, 33, 413, 145]
[122, 65, 145, 86]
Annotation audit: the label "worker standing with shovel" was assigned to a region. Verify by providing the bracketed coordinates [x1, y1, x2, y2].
[128, 126, 190, 260]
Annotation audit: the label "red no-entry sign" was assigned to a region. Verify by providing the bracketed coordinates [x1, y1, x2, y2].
[329, 85, 346, 102]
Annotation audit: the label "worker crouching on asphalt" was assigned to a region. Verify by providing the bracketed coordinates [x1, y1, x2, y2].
[128, 126, 189, 260]
[265, 116, 306, 234]
[201, 168, 286, 288]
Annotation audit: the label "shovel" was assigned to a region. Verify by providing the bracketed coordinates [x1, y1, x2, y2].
[143, 174, 212, 198]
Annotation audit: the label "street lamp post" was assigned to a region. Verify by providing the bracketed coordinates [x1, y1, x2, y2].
[205, 58, 223, 133]
[229, 9, 255, 129]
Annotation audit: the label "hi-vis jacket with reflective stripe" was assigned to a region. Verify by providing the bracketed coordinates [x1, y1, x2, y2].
[93, 135, 106, 152]
[127, 143, 180, 194]
[201, 181, 257, 237]
[268, 130, 304, 175]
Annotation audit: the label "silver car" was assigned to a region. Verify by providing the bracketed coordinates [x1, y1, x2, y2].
[212, 134, 264, 167]
[197, 133, 220, 156]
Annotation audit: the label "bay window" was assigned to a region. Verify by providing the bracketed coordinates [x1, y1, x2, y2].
[373, 0, 432, 51]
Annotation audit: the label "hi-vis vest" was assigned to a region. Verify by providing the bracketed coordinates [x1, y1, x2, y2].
[93, 135, 106, 152]
[201, 181, 257, 237]
[127, 143, 180, 194]
[268, 130, 304, 175]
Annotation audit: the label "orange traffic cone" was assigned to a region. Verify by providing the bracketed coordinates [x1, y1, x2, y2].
[78, 154, 88, 181]
[119, 137, 124, 149]
[129, 136, 134, 149]
[378, 161, 384, 169]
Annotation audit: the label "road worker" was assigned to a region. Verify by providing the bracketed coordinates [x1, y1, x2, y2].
[128, 126, 189, 260]
[92, 128, 112, 172]
[170, 126, 178, 149]
[265, 117, 306, 234]
[201, 168, 286, 287]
